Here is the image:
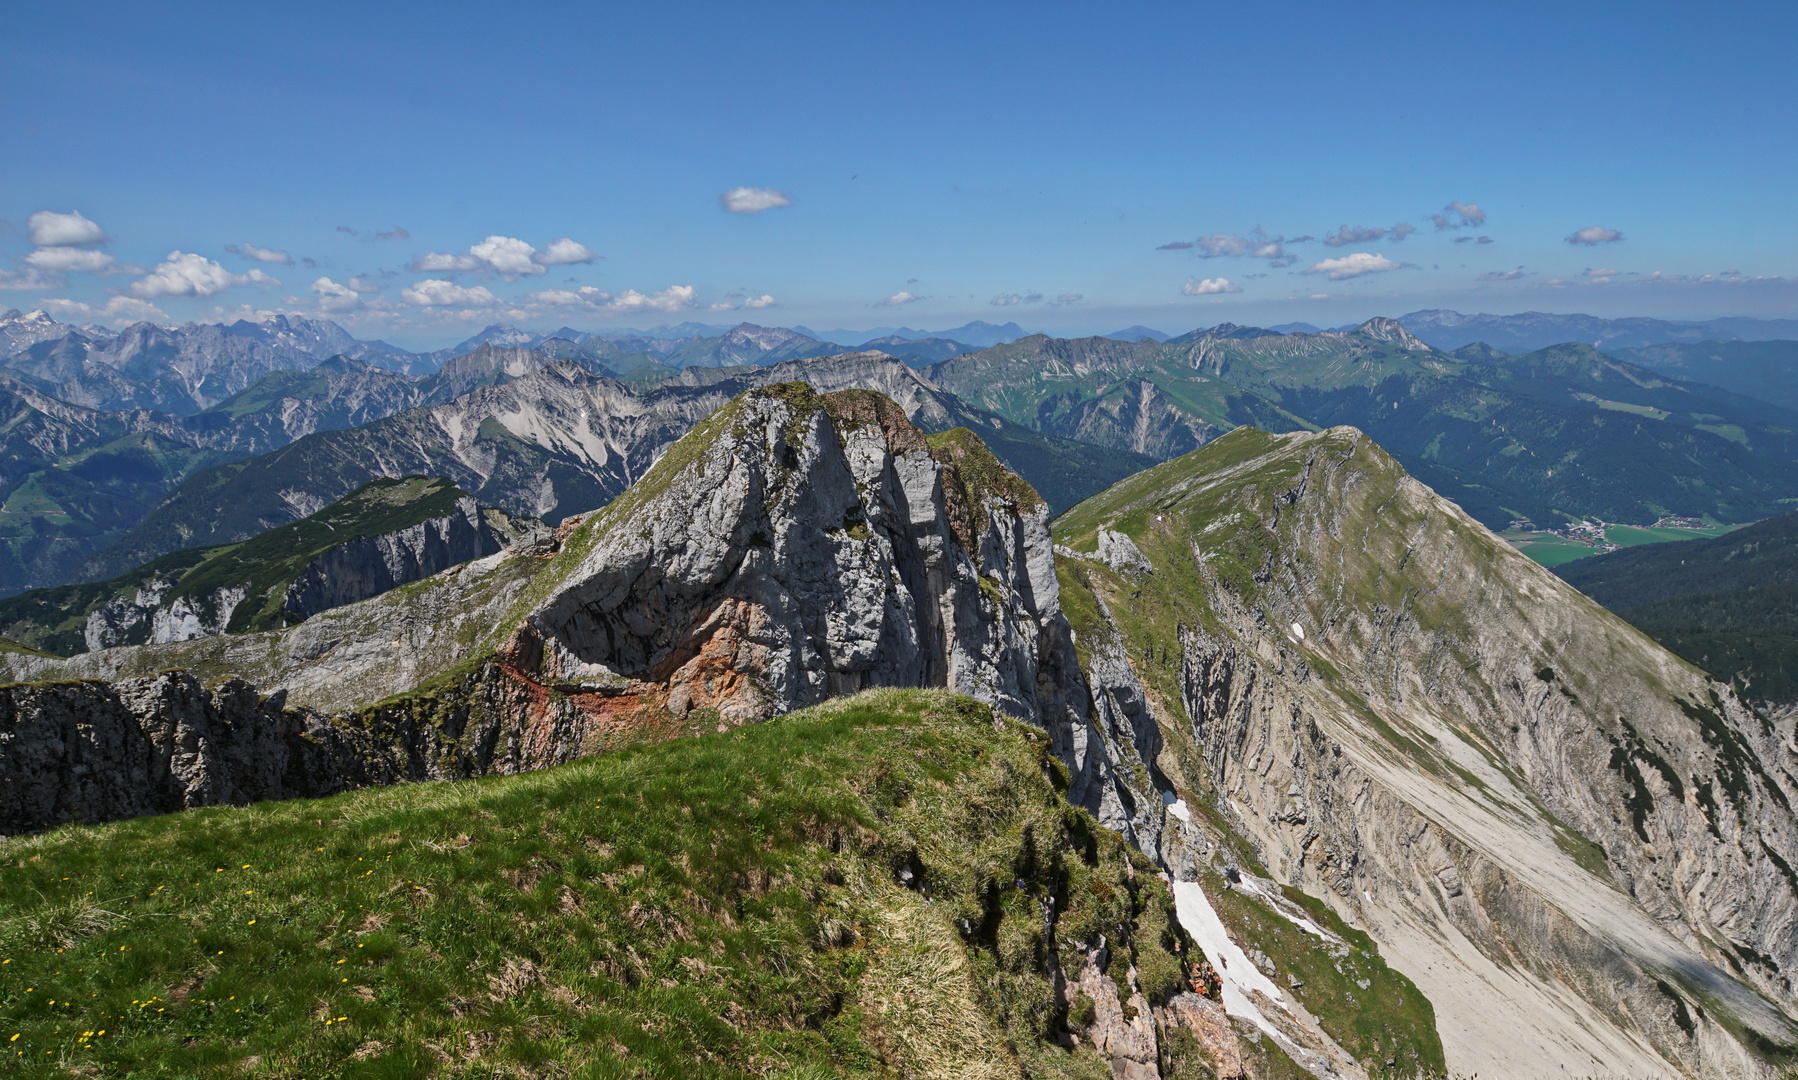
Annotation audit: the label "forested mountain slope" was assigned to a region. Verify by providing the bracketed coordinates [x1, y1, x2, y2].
[1557, 511, 1798, 707]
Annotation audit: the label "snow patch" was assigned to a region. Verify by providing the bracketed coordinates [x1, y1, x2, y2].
[1169, 878, 1285, 1039]
[1162, 790, 1192, 823]
[1289, 622, 1305, 640]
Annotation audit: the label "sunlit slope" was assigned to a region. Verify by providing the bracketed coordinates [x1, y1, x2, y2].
[1053, 425, 1798, 1077]
[0, 690, 1202, 1080]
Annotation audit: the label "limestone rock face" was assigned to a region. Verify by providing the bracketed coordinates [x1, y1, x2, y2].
[281, 497, 521, 620]
[0, 386, 1132, 844]
[517, 387, 1077, 729]
[1055, 426, 1798, 1078]
[1069, 945, 1160, 1080]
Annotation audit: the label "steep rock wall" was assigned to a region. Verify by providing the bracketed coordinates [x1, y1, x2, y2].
[281, 496, 512, 619]
[0, 659, 611, 835]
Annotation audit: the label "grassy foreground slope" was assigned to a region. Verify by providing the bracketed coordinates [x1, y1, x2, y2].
[0, 689, 1212, 1080]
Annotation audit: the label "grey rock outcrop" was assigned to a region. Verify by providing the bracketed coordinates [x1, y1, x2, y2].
[0, 386, 1138, 847]
[281, 498, 526, 621]
[0, 661, 600, 835]
[1056, 426, 1798, 1077]
[516, 386, 1084, 730]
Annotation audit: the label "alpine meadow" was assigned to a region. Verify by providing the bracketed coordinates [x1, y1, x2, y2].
[5, 3, 1798, 1077]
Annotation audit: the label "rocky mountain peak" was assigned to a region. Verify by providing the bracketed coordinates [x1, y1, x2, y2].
[0, 384, 1123, 841]
[0, 307, 80, 357]
[1354, 315, 1427, 348]
[515, 382, 1084, 728]
[723, 322, 809, 349]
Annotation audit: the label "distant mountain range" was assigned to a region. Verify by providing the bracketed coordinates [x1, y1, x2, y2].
[920, 317, 1798, 531]
[1606, 339, 1798, 413]
[1102, 325, 1171, 342]
[0, 310, 424, 413]
[67, 352, 1154, 587]
[792, 320, 1027, 349]
[1397, 309, 1798, 353]
[8, 303, 1798, 599]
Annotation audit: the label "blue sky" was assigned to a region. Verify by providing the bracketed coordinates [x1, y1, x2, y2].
[4, 0, 1794, 347]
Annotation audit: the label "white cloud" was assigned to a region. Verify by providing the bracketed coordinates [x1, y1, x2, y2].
[130, 251, 280, 298]
[595, 285, 695, 314]
[705, 291, 777, 313]
[469, 235, 544, 278]
[411, 235, 596, 278]
[411, 251, 485, 273]
[347, 276, 383, 294]
[537, 238, 596, 265]
[1583, 267, 1620, 282]
[1567, 226, 1623, 246]
[1182, 277, 1241, 295]
[1303, 252, 1406, 280]
[24, 247, 129, 275]
[1322, 223, 1416, 247]
[40, 295, 168, 325]
[531, 290, 591, 307]
[226, 242, 294, 265]
[991, 294, 1022, 306]
[1160, 230, 1300, 266]
[27, 210, 107, 247]
[719, 187, 794, 214]
[1054, 293, 1083, 305]
[311, 276, 365, 312]
[0, 267, 60, 290]
[1430, 201, 1486, 230]
[1477, 267, 1528, 281]
[878, 291, 921, 307]
[1188, 234, 1249, 257]
[401, 279, 498, 307]
[520, 284, 695, 314]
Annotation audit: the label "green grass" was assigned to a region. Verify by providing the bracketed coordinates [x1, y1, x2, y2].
[1505, 521, 1744, 568]
[0, 636, 56, 658]
[1575, 394, 1671, 421]
[0, 688, 1202, 1079]
[1605, 522, 1740, 547]
[1504, 532, 1602, 568]
[1193, 867, 1443, 1076]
